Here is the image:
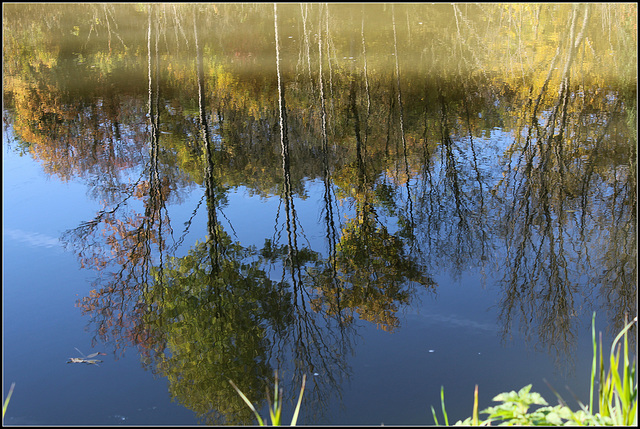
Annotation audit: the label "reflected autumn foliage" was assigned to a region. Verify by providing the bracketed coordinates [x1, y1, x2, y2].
[488, 4, 637, 359]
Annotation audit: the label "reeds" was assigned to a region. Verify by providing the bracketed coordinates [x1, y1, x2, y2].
[433, 313, 637, 426]
[229, 372, 306, 426]
[594, 314, 637, 425]
[2, 382, 15, 420]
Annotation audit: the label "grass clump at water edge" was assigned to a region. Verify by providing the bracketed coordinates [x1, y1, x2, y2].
[432, 313, 637, 426]
[229, 372, 306, 426]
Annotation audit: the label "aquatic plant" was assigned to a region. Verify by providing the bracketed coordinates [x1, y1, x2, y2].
[432, 313, 637, 426]
[3, 382, 15, 420]
[229, 372, 306, 426]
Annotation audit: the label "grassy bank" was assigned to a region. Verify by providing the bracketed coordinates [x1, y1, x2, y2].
[433, 313, 637, 426]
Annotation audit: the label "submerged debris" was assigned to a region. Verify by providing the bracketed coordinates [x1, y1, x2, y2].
[67, 348, 106, 365]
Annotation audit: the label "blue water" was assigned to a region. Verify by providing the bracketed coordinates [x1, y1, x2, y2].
[3, 137, 609, 425]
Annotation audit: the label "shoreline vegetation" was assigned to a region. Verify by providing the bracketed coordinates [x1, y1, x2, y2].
[433, 313, 637, 426]
[2, 314, 637, 425]
[226, 313, 637, 426]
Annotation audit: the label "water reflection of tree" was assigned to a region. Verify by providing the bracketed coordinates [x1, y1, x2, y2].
[143, 234, 291, 425]
[402, 77, 494, 282]
[4, 0, 636, 401]
[61, 7, 181, 355]
[312, 55, 437, 332]
[262, 9, 353, 419]
[146, 66, 289, 420]
[493, 3, 637, 360]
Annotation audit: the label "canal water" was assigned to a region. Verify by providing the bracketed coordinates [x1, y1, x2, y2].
[2, 3, 636, 425]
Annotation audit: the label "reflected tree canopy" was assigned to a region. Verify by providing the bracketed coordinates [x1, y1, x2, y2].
[3, 2, 636, 424]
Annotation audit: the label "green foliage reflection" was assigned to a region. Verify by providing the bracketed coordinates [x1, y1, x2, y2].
[141, 232, 294, 424]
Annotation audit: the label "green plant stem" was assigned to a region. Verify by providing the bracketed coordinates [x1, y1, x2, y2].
[440, 385, 449, 426]
[589, 312, 596, 413]
[2, 383, 16, 420]
[472, 384, 479, 426]
[229, 379, 265, 426]
[434, 313, 637, 426]
[290, 374, 306, 426]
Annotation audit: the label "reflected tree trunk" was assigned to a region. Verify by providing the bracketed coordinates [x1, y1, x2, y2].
[496, 3, 608, 362]
[194, 7, 222, 270]
[274, 3, 301, 286]
[318, 6, 343, 320]
[361, 5, 371, 123]
[391, 4, 415, 244]
[273, 7, 352, 418]
[299, 3, 313, 89]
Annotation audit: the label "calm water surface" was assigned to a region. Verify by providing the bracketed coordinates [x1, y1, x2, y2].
[2, 3, 637, 425]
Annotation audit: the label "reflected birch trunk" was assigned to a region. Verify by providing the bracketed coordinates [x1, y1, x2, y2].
[391, 4, 416, 244]
[298, 3, 313, 89]
[493, 4, 632, 363]
[145, 3, 167, 286]
[324, 4, 335, 131]
[194, 7, 222, 269]
[273, 7, 352, 418]
[274, 4, 301, 287]
[317, 5, 343, 319]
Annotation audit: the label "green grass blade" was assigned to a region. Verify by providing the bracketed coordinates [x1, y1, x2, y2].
[431, 406, 440, 426]
[589, 312, 596, 413]
[598, 332, 609, 416]
[630, 397, 638, 426]
[609, 316, 637, 361]
[610, 310, 638, 408]
[610, 346, 622, 401]
[3, 383, 15, 420]
[472, 384, 479, 426]
[274, 388, 282, 425]
[621, 316, 635, 423]
[267, 386, 282, 425]
[266, 390, 278, 425]
[290, 374, 306, 426]
[440, 386, 449, 426]
[229, 379, 265, 426]
[614, 393, 623, 424]
[603, 367, 614, 417]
